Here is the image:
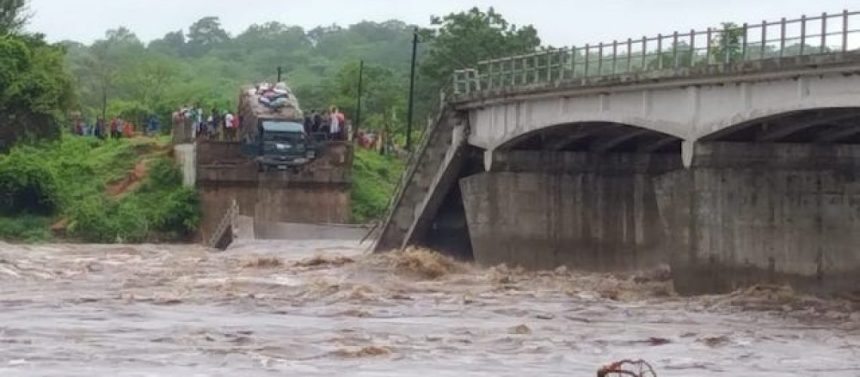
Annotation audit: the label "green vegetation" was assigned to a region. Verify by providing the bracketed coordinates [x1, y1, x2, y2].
[0, 136, 200, 242]
[61, 7, 542, 142]
[352, 149, 405, 224]
[1, 1, 548, 240]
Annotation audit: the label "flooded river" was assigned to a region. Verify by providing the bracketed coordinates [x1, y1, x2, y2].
[0, 240, 858, 376]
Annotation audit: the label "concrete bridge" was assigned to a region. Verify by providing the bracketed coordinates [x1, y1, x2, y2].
[375, 11, 860, 294]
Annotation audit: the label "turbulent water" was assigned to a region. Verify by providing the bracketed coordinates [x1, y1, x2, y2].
[0, 240, 858, 377]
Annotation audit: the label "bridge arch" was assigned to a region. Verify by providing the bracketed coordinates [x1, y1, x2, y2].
[697, 106, 860, 144]
[496, 121, 684, 154]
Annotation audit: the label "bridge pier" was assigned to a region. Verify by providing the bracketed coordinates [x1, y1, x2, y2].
[461, 150, 680, 271]
[662, 142, 860, 294]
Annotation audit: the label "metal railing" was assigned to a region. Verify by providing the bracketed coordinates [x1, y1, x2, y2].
[454, 10, 860, 95]
[208, 199, 239, 250]
[372, 83, 454, 247]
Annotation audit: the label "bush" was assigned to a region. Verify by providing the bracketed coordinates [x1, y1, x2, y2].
[352, 149, 404, 223]
[0, 215, 52, 242]
[0, 150, 59, 215]
[67, 197, 149, 243]
[136, 158, 200, 235]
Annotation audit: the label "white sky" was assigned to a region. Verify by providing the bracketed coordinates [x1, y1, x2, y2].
[25, 0, 860, 46]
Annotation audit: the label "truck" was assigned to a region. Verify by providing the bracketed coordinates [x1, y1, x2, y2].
[237, 82, 318, 172]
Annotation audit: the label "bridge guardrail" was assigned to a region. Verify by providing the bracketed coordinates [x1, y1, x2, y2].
[453, 10, 860, 96]
[373, 82, 453, 248]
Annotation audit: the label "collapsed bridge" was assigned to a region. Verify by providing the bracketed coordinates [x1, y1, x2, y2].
[376, 10, 860, 295]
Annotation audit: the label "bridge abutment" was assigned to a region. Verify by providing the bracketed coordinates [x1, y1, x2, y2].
[664, 142, 860, 294]
[461, 150, 680, 271]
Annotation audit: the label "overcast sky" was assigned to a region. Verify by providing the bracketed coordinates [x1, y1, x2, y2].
[25, 0, 860, 47]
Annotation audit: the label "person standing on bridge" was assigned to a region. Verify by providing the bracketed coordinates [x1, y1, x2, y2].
[224, 112, 236, 141]
[329, 106, 341, 140]
[312, 110, 322, 134]
[303, 111, 314, 134]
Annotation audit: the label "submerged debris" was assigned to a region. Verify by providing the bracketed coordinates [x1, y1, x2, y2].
[597, 359, 658, 377]
[241, 256, 283, 268]
[332, 346, 391, 358]
[508, 324, 532, 335]
[294, 255, 355, 268]
[385, 247, 465, 280]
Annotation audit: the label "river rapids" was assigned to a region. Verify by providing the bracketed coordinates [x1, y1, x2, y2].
[0, 240, 858, 376]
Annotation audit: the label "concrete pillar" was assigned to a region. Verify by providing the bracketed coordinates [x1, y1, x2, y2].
[460, 150, 681, 271]
[173, 143, 196, 188]
[663, 142, 860, 294]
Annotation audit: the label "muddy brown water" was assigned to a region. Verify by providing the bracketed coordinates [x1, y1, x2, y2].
[0, 240, 858, 376]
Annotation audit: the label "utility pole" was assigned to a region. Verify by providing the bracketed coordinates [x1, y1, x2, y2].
[406, 28, 418, 151]
[354, 60, 364, 141]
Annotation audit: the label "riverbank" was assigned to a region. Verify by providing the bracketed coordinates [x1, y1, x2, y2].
[0, 135, 199, 243]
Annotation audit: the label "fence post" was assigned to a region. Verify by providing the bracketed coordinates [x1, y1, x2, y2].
[821, 12, 827, 53]
[672, 31, 679, 69]
[843, 10, 849, 52]
[706, 28, 713, 64]
[571, 46, 578, 79]
[598, 42, 604, 76]
[584, 44, 590, 77]
[761, 20, 767, 59]
[741, 23, 748, 61]
[611, 40, 618, 74]
[487, 61, 494, 90]
[641, 37, 647, 71]
[626, 38, 633, 73]
[723, 27, 730, 64]
[657, 34, 663, 69]
[558, 49, 566, 81]
[800, 14, 807, 56]
[520, 57, 527, 85]
[689, 29, 696, 67]
[546, 49, 553, 82]
[779, 18, 786, 57]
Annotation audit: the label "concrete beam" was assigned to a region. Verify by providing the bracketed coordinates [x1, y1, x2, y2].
[547, 131, 593, 150]
[591, 129, 650, 153]
[639, 136, 681, 153]
[759, 112, 860, 142]
[547, 124, 623, 151]
[816, 124, 860, 143]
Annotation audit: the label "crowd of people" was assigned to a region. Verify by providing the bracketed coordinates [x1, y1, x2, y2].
[303, 106, 348, 141]
[173, 106, 239, 141]
[70, 115, 160, 139]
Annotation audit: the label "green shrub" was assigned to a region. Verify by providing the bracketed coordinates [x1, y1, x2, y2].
[67, 197, 149, 243]
[0, 215, 52, 242]
[351, 149, 404, 223]
[0, 150, 59, 215]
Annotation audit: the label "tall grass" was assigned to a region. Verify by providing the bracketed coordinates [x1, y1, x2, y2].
[351, 148, 405, 223]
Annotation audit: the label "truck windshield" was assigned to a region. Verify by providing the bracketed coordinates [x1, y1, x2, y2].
[261, 121, 304, 134]
[263, 132, 305, 142]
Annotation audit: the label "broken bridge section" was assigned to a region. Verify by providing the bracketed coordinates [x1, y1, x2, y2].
[380, 10, 860, 294]
[196, 141, 353, 244]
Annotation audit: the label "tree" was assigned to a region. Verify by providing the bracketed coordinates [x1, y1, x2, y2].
[187, 17, 229, 57]
[149, 30, 187, 57]
[0, 0, 27, 34]
[710, 22, 743, 64]
[0, 34, 74, 149]
[420, 7, 541, 87]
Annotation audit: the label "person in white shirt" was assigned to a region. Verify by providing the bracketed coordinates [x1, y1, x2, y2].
[224, 113, 235, 140]
[329, 106, 341, 139]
